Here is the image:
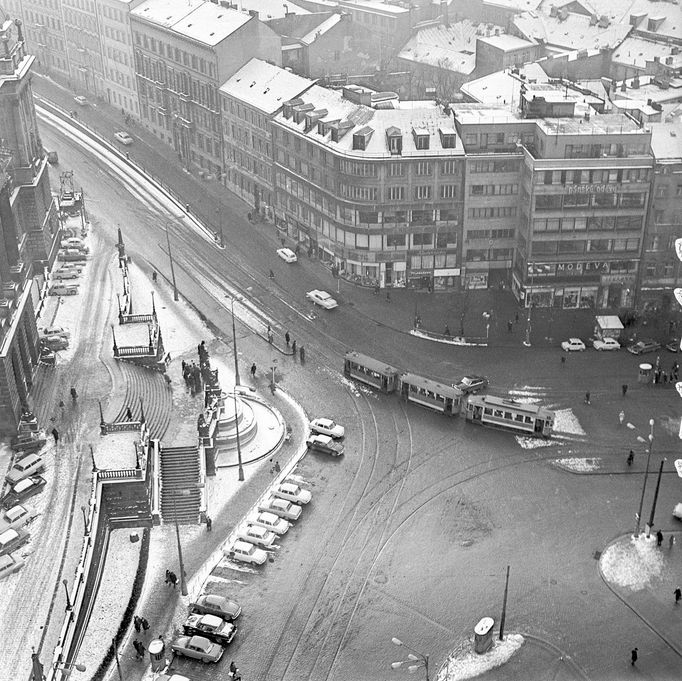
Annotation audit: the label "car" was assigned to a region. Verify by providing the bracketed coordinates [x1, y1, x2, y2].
[561, 338, 586, 352]
[1, 476, 47, 508]
[40, 326, 70, 338]
[54, 269, 80, 280]
[258, 496, 302, 521]
[453, 375, 489, 395]
[666, 338, 680, 353]
[306, 434, 344, 457]
[190, 594, 242, 621]
[226, 540, 268, 565]
[306, 290, 338, 309]
[157, 676, 191, 681]
[49, 285, 78, 296]
[0, 552, 25, 580]
[250, 511, 290, 535]
[41, 336, 68, 351]
[276, 247, 297, 263]
[182, 614, 237, 646]
[114, 131, 133, 146]
[627, 339, 662, 355]
[592, 337, 621, 351]
[674, 503, 682, 521]
[0, 505, 38, 534]
[73, 95, 88, 106]
[5, 454, 45, 485]
[310, 418, 345, 439]
[274, 483, 312, 505]
[238, 523, 277, 548]
[39, 348, 56, 366]
[0, 528, 30, 556]
[171, 635, 224, 663]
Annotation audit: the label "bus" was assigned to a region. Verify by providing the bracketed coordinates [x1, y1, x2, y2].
[399, 372, 462, 415]
[343, 351, 400, 393]
[465, 395, 554, 438]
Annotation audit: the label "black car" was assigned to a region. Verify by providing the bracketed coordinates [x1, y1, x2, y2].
[182, 613, 237, 646]
[626, 339, 662, 355]
[1, 476, 47, 509]
[666, 338, 680, 353]
[454, 375, 489, 395]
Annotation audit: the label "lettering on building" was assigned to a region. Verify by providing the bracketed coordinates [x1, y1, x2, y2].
[566, 184, 619, 195]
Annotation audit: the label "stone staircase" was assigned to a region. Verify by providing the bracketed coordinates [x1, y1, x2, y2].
[159, 444, 203, 524]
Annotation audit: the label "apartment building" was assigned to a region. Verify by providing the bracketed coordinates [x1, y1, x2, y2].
[131, 0, 281, 178]
[219, 59, 314, 214]
[272, 85, 465, 289]
[639, 122, 682, 313]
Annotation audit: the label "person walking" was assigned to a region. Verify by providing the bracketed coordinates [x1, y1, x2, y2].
[622, 383, 628, 397]
[675, 587, 681, 604]
[669, 535, 675, 551]
[134, 615, 141, 632]
[285, 331, 290, 347]
[206, 515, 212, 532]
[507, 320, 513, 333]
[299, 346, 305, 362]
[627, 450, 634, 466]
[165, 569, 170, 585]
[274, 461, 281, 473]
[292, 340, 297, 355]
[230, 661, 239, 676]
[631, 648, 638, 666]
[126, 407, 133, 420]
[560, 356, 566, 366]
[584, 391, 591, 405]
[152, 271, 157, 282]
[619, 410, 625, 425]
[141, 617, 149, 632]
[657, 530, 664, 547]
[169, 571, 177, 588]
[51, 427, 59, 444]
[251, 363, 257, 378]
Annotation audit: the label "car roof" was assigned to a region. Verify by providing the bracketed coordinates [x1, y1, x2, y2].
[234, 539, 253, 550]
[280, 482, 298, 491]
[247, 524, 267, 535]
[199, 614, 222, 627]
[258, 511, 279, 522]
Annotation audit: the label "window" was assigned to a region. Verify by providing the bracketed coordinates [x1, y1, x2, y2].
[558, 240, 586, 253]
[587, 239, 611, 252]
[533, 241, 558, 255]
[413, 232, 433, 246]
[440, 185, 457, 199]
[388, 186, 405, 201]
[386, 233, 406, 247]
[388, 164, 405, 177]
[536, 195, 562, 210]
[414, 186, 432, 200]
[416, 162, 432, 176]
[441, 160, 459, 175]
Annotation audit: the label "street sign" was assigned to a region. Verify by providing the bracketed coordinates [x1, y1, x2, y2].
[675, 459, 682, 478]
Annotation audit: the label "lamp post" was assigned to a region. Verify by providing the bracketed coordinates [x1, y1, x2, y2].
[165, 222, 179, 301]
[523, 261, 534, 347]
[230, 298, 241, 387]
[62, 579, 72, 610]
[171, 492, 189, 596]
[391, 637, 429, 681]
[232, 389, 245, 482]
[629, 418, 655, 538]
[81, 505, 89, 535]
[111, 637, 123, 681]
[648, 457, 667, 537]
[53, 661, 87, 677]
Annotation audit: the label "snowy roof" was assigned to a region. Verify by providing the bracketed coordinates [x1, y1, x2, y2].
[477, 33, 537, 51]
[95, 431, 139, 470]
[339, 0, 410, 15]
[461, 64, 549, 104]
[232, 0, 310, 20]
[275, 85, 464, 157]
[612, 36, 682, 70]
[398, 20, 504, 74]
[115, 321, 153, 347]
[650, 123, 682, 162]
[513, 9, 632, 51]
[453, 104, 524, 125]
[131, 0, 251, 46]
[300, 13, 343, 43]
[534, 112, 644, 136]
[219, 59, 314, 113]
[482, 0, 539, 10]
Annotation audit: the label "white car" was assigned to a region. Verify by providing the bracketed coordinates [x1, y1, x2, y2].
[277, 247, 297, 263]
[258, 497, 302, 521]
[73, 95, 88, 106]
[561, 338, 586, 352]
[0, 505, 38, 534]
[306, 290, 338, 309]
[310, 418, 345, 439]
[238, 523, 277, 548]
[274, 483, 312, 505]
[592, 337, 621, 351]
[226, 540, 267, 565]
[114, 131, 133, 145]
[306, 434, 344, 457]
[673, 503, 682, 521]
[250, 511, 290, 535]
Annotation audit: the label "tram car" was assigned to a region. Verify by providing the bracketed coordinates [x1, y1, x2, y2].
[465, 394, 554, 438]
[343, 351, 399, 393]
[399, 372, 462, 416]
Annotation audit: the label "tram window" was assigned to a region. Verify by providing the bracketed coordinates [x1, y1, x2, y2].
[484, 408, 493, 416]
[493, 409, 504, 418]
[514, 414, 524, 422]
[524, 416, 533, 424]
[504, 411, 512, 419]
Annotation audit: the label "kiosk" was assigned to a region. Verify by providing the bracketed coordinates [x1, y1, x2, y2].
[474, 617, 495, 654]
[638, 363, 653, 384]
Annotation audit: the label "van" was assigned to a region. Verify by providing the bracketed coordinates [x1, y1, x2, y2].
[5, 454, 45, 485]
[0, 528, 29, 556]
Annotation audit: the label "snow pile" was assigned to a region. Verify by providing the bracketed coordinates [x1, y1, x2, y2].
[409, 330, 487, 347]
[516, 436, 554, 449]
[552, 409, 586, 436]
[508, 387, 545, 403]
[436, 634, 525, 681]
[553, 457, 600, 472]
[600, 535, 665, 591]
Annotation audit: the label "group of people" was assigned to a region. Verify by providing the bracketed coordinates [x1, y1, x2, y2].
[652, 359, 678, 385]
[164, 569, 178, 588]
[267, 326, 305, 362]
[132, 614, 151, 659]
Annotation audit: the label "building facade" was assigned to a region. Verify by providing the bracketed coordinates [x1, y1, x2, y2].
[273, 85, 465, 289]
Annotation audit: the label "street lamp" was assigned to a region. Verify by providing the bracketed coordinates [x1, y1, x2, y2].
[232, 389, 245, 482]
[81, 505, 89, 535]
[171, 492, 189, 596]
[230, 298, 241, 387]
[629, 418, 655, 538]
[54, 661, 87, 677]
[62, 578, 72, 610]
[165, 222, 179, 301]
[391, 637, 429, 681]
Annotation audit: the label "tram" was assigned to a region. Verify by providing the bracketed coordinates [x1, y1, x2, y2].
[343, 351, 400, 393]
[399, 372, 462, 416]
[465, 395, 554, 438]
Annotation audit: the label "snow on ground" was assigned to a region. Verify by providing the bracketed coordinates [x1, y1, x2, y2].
[409, 330, 487, 347]
[284, 473, 309, 486]
[94, 430, 139, 470]
[515, 436, 555, 449]
[600, 534, 666, 591]
[70, 528, 144, 680]
[436, 634, 525, 681]
[552, 409, 586, 436]
[552, 457, 601, 472]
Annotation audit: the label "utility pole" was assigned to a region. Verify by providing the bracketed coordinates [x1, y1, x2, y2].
[648, 457, 667, 537]
[499, 565, 510, 640]
[165, 223, 179, 301]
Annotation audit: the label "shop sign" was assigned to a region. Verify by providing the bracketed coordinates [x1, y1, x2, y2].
[409, 270, 432, 276]
[566, 184, 619, 195]
[601, 274, 636, 285]
[556, 261, 609, 275]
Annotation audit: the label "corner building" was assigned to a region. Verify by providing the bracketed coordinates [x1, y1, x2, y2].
[272, 86, 465, 289]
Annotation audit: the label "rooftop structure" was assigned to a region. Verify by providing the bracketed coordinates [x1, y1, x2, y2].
[650, 122, 682, 162]
[460, 63, 549, 104]
[219, 0, 311, 20]
[612, 35, 682, 72]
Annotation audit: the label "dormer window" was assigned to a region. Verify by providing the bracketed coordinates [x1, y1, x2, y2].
[439, 127, 457, 149]
[412, 127, 429, 150]
[386, 126, 402, 155]
[293, 103, 314, 124]
[353, 126, 374, 151]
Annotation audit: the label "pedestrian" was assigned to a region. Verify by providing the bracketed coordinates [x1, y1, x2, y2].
[622, 383, 628, 397]
[657, 529, 664, 547]
[133, 640, 142, 658]
[134, 615, 141, 632]
[268, 331, 273, 344]
[251, 363, 257, 378]
[561, 356, 566, 366]
[675, 587, 682, 604]
[627, 450, 634, 466]
[507, 320, 513, 333]
[444, 325, 451, 337]
[662, 371, 668, 384]
[274, 461, 281, 473]
[169, 571, 177, 588]
[584, 391, 591, 404]
[206, 515, 212, 531]
[230, 661, 238, 675]
[515, 311, 519, 323]
[51, 427, 59, 444]
[386, 291, 391, 302]
[141, 617, 149, 632]
[152, 271, 157, 282]
[300, 346, 305, 362]
[631, 648, 638, 666]
[127, 407, 133, 420]
[165, 569, 170, 585]
[292, 340, 297, 354]
[285, 331, 290, 346]
[619, 410, 625, 425]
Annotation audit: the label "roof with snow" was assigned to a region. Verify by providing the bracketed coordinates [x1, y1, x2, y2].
[219, 59, 315, 114]
[650, 122, 682, 162]
[299, 13, 343, 42]
[131, 0, 251, 46]
[269, 12, 340, 40]
[95, 430, 139, 470]
[612, 36, 682, 71]
[461, 64, 549, 104]
[224, 0, 310, 21]
[339, 0, 410, 15]
[477, 33, 537, 51]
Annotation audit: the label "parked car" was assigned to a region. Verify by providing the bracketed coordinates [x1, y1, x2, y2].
[41, 336, 68, 351]
[666, 338, 680, 353]
[306, 290, 338, 309]
[238, 523, 277, 548]
[250, 511, 290, 535]
[190, 594, 242, 622]
[276, 247, 297, 263]
[226, 540, 268, 565]
[171, 635, 224, 663]
[1, 476, 47, 509]
[592, 337, 621, 351]
[182, 614, 237, 646]
[49, 285, 78, 296]
[453, 375, 489, 395]
[5, 454, 45, 485]
[0, 528, 29, 556]
[73, 95, 88, 106]
[157, 675, 191, 681]
[39, 348, 56, 366]
[114, 131, 133, 145]
[0, 552, 25, 580]
[258, 497, 302, 521]
[306, 434, 344, 457]
[40, 327, 70, 338]
[674, 502, 682, 521]
[561, 338, 586, 352]
[55, 269, 80, 280]
[0, 505, 38, 534]
[627, 339, 662, 355]
[310, 418, 344, 439]
[274, 483, 312, 505]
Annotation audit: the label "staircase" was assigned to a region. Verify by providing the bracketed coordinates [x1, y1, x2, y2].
[159, 444, 203, 524]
